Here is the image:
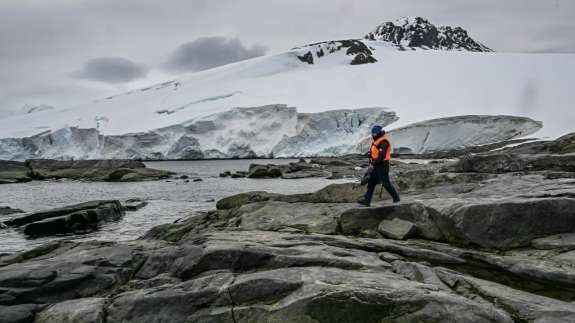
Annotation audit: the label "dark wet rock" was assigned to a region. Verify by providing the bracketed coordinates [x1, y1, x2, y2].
[2, 200, 124, 237]
[377, 218, 417, 240]
[193, 178, 202, 182]
[218, 171, 231, 178]
[24, 159, 173, 181]
[0, 160, 32, 184]
[123, 198, 148, 211]
[35, 297, 106, 323]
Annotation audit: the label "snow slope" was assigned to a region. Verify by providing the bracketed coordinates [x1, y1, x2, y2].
[0, 18, 573, 160]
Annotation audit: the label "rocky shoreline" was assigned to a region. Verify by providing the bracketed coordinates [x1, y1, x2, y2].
[1, 134, 575, 322]
[0, 159, 174, 184]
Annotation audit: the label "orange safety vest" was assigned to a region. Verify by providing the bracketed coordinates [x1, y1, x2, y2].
[371, 136, 392, 161]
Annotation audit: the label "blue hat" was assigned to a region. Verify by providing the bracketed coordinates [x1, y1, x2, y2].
[371, 125, 383, 135]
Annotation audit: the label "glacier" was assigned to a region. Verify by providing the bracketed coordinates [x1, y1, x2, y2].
[0, 105, 398, 160]
[0, 17, 573, 160]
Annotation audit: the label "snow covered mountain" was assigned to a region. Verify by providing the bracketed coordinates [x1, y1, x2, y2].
[1, 17, 573, 160]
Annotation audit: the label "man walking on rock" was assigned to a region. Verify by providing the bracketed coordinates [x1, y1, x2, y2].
[358, 125, 401, 207]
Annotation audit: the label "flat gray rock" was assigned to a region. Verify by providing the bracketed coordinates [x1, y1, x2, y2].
[378, 218, 417, 240]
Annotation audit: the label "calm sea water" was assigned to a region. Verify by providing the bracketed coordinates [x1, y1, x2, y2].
[0, 159, 351, 254]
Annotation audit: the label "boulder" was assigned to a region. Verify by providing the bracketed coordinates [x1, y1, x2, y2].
[377, 218, 417, 240]
[247, 164, 283, 178]
[106, 168, 172, 182]
[339, 202, 444, 240]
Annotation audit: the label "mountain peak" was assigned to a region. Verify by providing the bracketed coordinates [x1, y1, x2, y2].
[365, 17, 493, 52]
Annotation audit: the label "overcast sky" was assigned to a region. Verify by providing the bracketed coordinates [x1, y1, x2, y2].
[1, 0, 573, 115]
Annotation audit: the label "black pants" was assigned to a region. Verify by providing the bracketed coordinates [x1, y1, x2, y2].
[364, 170, 400, 204]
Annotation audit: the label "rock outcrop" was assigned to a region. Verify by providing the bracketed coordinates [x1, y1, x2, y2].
[26, 159, 173, 181]
[365, 17, 493, 52]
[0, 160, 31, 184]
[2, 147, 575, 322]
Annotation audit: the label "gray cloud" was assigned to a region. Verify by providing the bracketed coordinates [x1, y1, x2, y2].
[164, 37, 267, 72]
[70, 57, 149, 83]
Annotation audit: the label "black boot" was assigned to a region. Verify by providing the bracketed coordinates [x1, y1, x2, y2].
[357, 198, 370, 207]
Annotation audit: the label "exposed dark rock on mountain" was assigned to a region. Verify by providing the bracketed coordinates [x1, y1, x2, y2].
[365, 17, 493, 52]
[294, 39, 378, 66]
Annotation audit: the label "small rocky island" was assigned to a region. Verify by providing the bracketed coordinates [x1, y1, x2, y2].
[0, 159, 174, 184]
[1, 133, 575, 322]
